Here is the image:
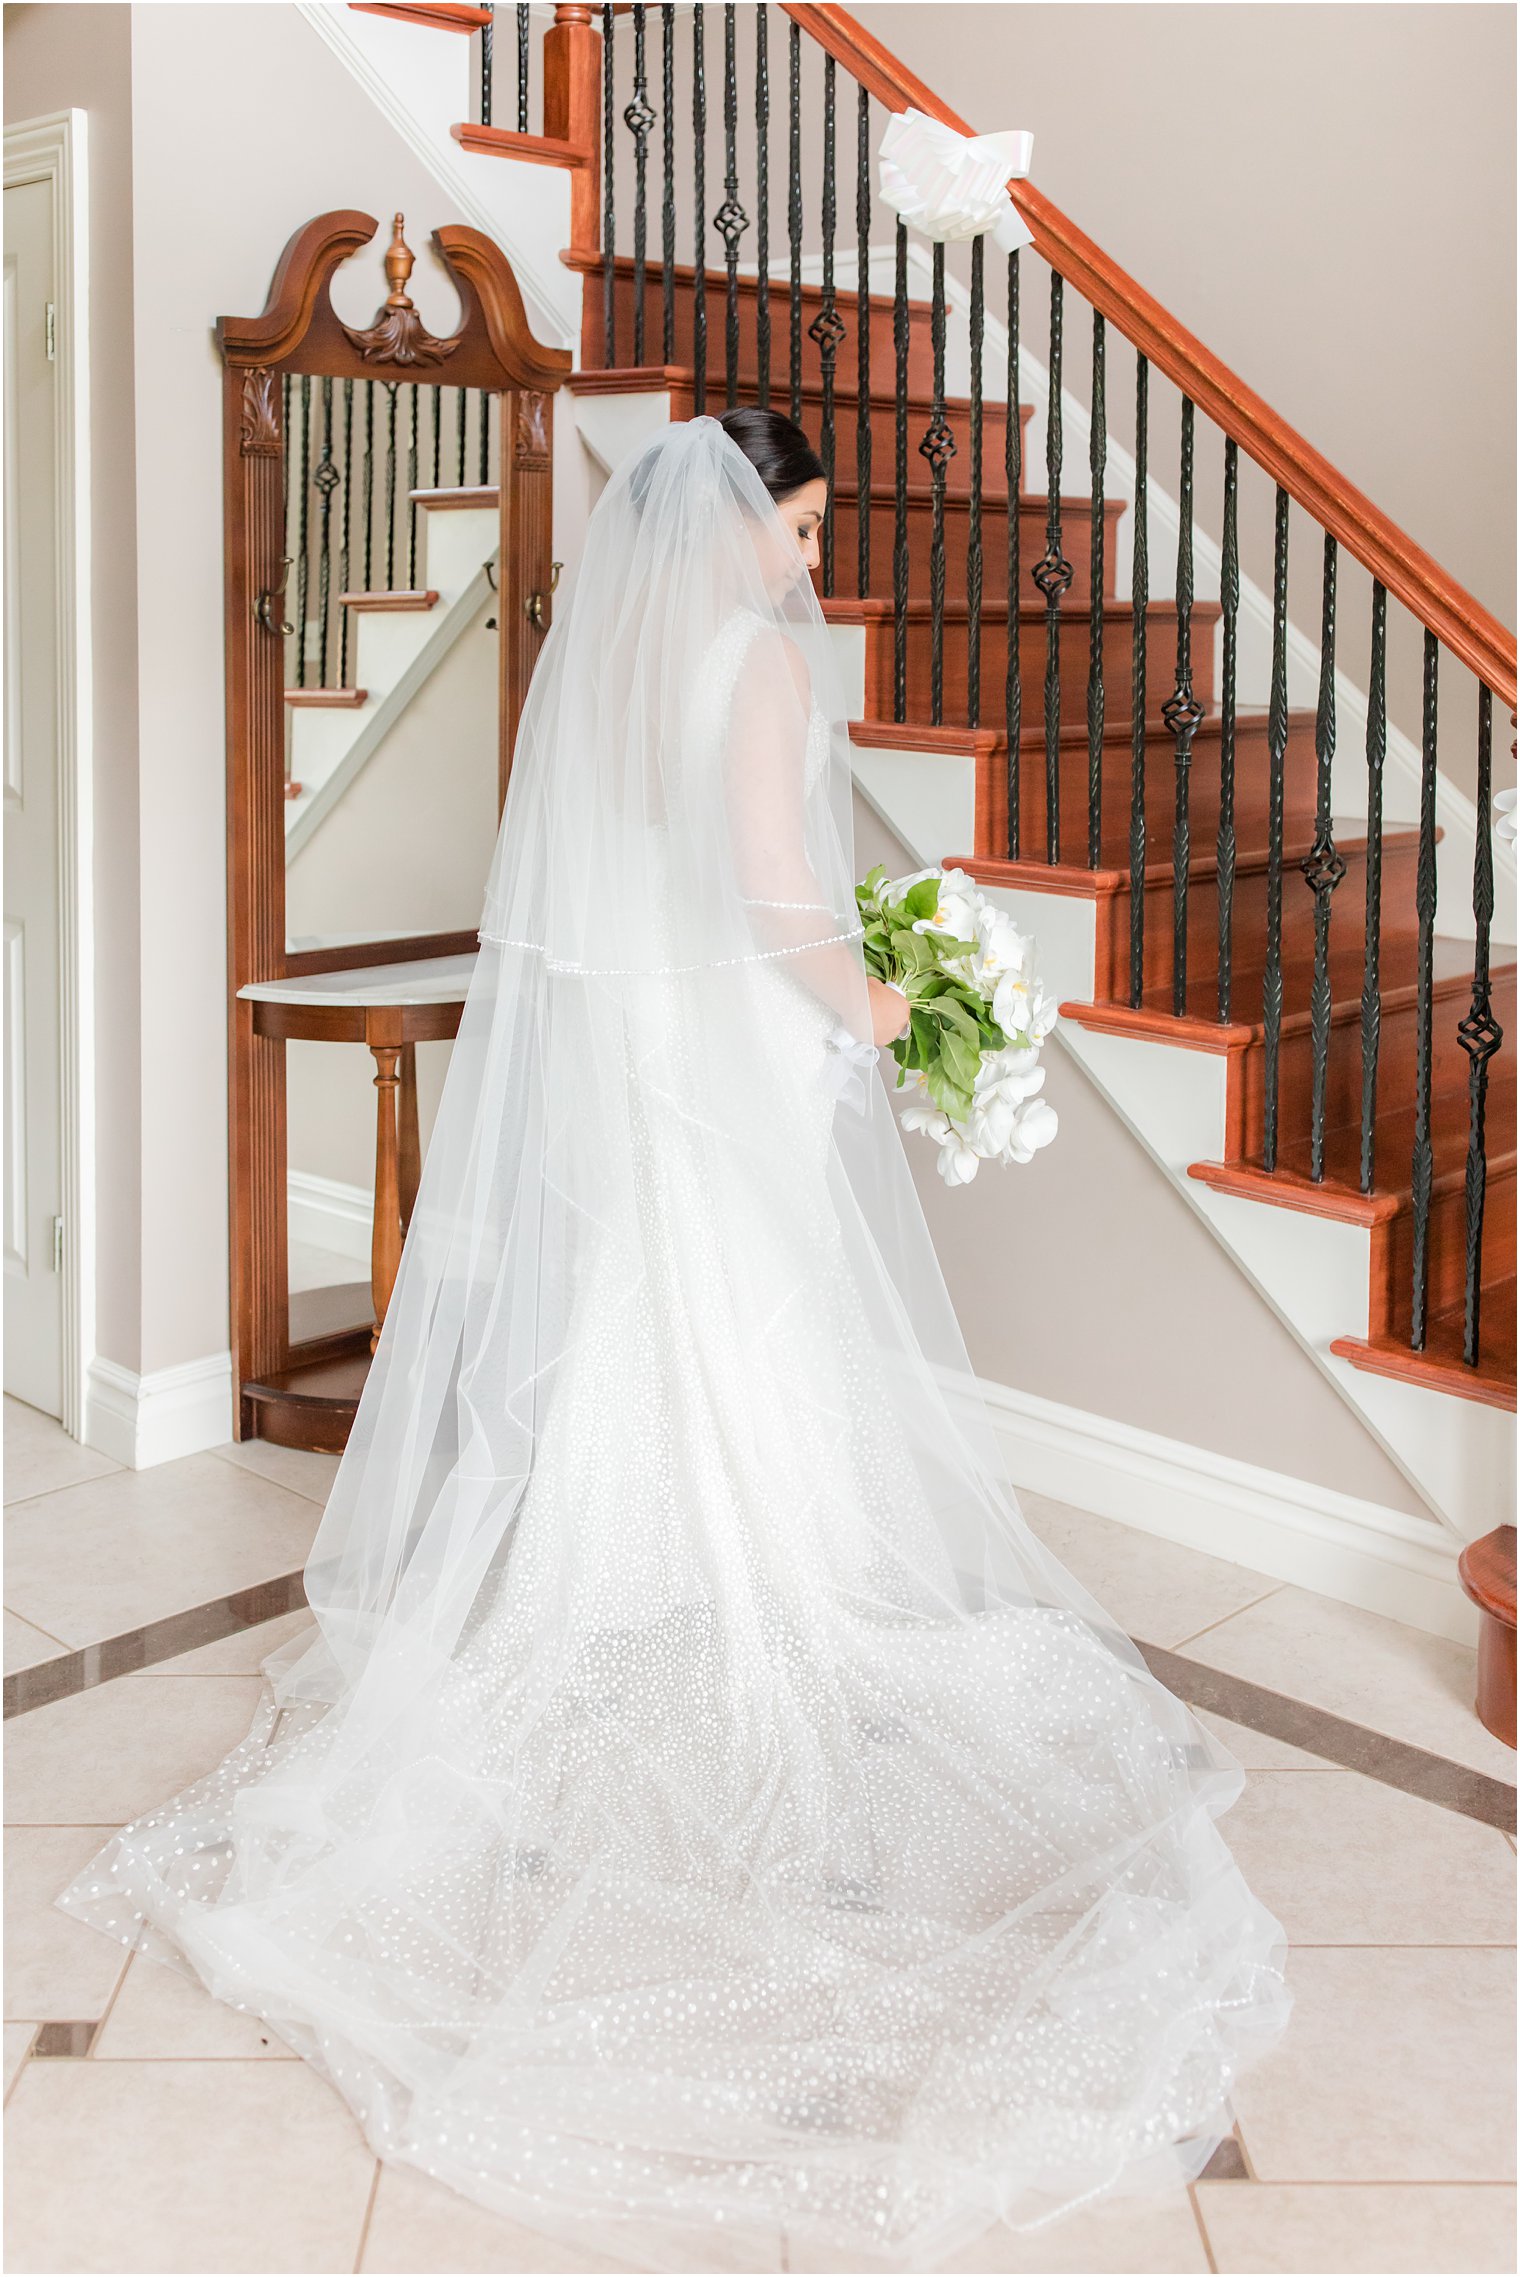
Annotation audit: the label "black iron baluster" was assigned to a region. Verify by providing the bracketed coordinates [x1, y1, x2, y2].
[295, 375, 312, 687]
[1006, 250, 1022, 859]
[479, 388, 491, 485]
[601, 4, 615, 368]
[1358, 582, 1387, 1193]
[455, 386, 467, 486]
[316, 376, 338, 685]
[754, 4, 770, 405]
[1127, 356, 1148, 1003]
[1085, 310, 1106, 864]
[691, 0, 707, 414]
[383, 382, 399, 589]
[660, 3, 676, 364]
[787, 15, 802, 424]
[430, 384, 442, 489]
[1262, 486, 1290, 1168]
[339, 378, 354, 687]
[716, 1, 747, 408]
[966, 236, 984, 726]
[516, 2, 529, 133]
[362, 383, 376, 594]
[1410, 630, 1439, 1348]
[1459, 685, 1502, 1365]
[811, 55, 843, 594]
[1302, 535, 1345, 1179]
[1216, 437, 1239, 1020]
[1033, 271, 1072, 862]
[892, 219, 909, 724]
[855, 79, 871, 596]
[920, 240, 952, 722]
[626, 3, 653, 367]
[407, 384, 420, 587]
[481, 2, 494, 128]
[1164, 397, 1205, 1012]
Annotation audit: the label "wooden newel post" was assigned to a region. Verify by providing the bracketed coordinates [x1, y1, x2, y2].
[543, 3, 602, 257]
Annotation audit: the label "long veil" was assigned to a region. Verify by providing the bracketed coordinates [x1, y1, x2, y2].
[62, 418, 1289, 2272]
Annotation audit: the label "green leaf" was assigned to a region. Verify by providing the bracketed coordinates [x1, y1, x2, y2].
[903, 877, 942, 922]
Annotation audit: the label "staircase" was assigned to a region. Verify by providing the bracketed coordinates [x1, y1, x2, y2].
[335, 0, 1516, 1557]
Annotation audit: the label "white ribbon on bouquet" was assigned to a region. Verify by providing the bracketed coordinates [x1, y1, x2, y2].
[878, 108, 1035, 254]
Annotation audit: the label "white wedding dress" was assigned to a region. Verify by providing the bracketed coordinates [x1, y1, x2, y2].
[61, 421, 1289, 2273]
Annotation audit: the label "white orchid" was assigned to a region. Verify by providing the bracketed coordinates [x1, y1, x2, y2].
[1495, 789, 1517, 849]
[935, 1134, 982, 1186]
[908, 866, 981, 945]
[1001, 1095, 1059, 1164]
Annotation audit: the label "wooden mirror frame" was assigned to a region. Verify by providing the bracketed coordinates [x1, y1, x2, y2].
[219, 209, 569, 1433]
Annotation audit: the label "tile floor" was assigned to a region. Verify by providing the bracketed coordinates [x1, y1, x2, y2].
[4, 1398, 1515, 2275]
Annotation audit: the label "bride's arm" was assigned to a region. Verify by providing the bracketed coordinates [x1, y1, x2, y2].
[726, 637, 908, 1045]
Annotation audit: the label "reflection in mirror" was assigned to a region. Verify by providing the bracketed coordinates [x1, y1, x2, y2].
[281, 375, 501, 954]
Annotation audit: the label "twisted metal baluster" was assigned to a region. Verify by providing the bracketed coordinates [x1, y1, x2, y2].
[1085, 310, 1106, 864]
[454, 386, 467, 487]
[660, 4, 675, 364]
[1127, 356, 1148, 1002]
[406, 384, 420, 588]
[811, 54, 843, 594]
[478, 389, 490, 485]
[1262, 487, 1290, 1166]
[625, 5, 654, 366]
[1005, 251, 1022, 859]
[691, 1, 707, 413]
[754, 6, 770, 405]
[1033, 271, 1072, 861]
[315, 376, 338, 685]
[788, 17, 802, 424]
[383, 382, 399, 589]
[481, 3, 494, 127]
[1302, 535, 1345, 1179]
[920, 241, 953, 723]
[716, 1, 748, 407]
[517, 3, 530, 132]
[295, 375, 312, 686]
[966, 235, 984, 726]
[1216, 438, 1239, 1021]
[362, 384, 376, 595]
[891, 220, 909, 723]
[855, 79, 872, 595]
[1409, 631, 1439, 1348]
[430, 384, 441, 489]
[338, 379, 354, 686]
[1163, 398, 1205, 1012]
[600, 4, 615, 367]
[1358, 582, 1387, 1193]
[1459, 685, 1502, 1365]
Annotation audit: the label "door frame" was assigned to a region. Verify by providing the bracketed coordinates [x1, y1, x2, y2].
[4, 110, 93, 1436]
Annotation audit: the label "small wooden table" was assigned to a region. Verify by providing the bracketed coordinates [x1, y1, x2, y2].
[239, 954, 476, 1350]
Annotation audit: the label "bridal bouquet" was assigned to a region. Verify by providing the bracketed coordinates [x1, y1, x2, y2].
[855, 864, 1059, 1186]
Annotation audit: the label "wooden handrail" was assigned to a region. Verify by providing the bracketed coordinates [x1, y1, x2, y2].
[784, 1, 1517, 709]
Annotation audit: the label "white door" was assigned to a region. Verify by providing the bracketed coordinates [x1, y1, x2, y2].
[3, 174, 64, 1415]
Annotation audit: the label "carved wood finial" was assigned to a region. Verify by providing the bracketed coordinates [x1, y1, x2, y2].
[342, 212, 460, 370]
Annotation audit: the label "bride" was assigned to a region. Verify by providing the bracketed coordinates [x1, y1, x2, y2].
[61, 412, 1289, 2272]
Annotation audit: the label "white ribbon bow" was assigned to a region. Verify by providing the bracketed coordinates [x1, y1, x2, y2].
[878, 108, 1034, 254]
[822, 1022, 881, 1114]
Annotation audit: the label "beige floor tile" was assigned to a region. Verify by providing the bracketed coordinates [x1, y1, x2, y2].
[141, 1605, 316, 1677]
[1223, 1769, 1516, 1945]
[1196, 2180, 1517, 2273]
[3, 2025, 35, 2099]
[1192, 1707, 1338, 1770]
[4, 1607, 67, 1674]
[92, 1951, 297, 2060]
[210, 1436, 341, 1508]
[3, 1395, 121, 1505]
[1231, 1946, 1516, 2182]
[2, 2057, 377, 2272]
[1178, 1585, 1518, 1783]
[784, 2186, 1207, 2273]
[5, 1673, 264, 1826]
[5, 1826, 134, 2021]
[1019, 1494, 1281, 1651]
[360, 2163, 648, 2273]
[4, 1453, 318, 1648]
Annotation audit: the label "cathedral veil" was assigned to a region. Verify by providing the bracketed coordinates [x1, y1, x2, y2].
[61, 417, 1290, 2273]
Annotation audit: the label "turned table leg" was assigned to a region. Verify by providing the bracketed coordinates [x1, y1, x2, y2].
[398, 1043, 421, 1235]
[369, 1038, 404, 1353]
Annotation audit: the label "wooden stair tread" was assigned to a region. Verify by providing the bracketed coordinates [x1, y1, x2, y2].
[349, 2, 489, 27]
[284, 687, 369, 709]
[452, 123, 589, 169]
[1332, 1307, 1517, 1411]
[569, 362, 1036, 426]
[1067, 929, 1490, 1034]
[409, 485, 499, 510]
[826, 594, 1219, 627]
[338, 589, 440, 611]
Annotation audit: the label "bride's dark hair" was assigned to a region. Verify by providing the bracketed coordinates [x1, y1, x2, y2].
[718, 406, 826, 502]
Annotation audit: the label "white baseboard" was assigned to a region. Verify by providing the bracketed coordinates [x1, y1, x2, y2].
[953, 1372, 1477, 1647]
[288, 1171, 373, 1268]
[84, 1351, 234, 1470]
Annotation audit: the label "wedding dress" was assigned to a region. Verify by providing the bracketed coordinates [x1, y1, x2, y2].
[61, 419, 1290, 2272]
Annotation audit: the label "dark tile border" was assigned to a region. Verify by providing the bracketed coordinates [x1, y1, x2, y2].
[3, 1572, 308, 1719]
[6, 1580, 1514, 1833]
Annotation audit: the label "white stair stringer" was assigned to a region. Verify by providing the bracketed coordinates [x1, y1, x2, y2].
[287, 505, 498, 852]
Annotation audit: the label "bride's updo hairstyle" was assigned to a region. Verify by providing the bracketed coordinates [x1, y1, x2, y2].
[717, 406, 826, 503]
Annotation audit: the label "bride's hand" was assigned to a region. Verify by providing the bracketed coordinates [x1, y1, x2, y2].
[869, 979, 912, 1046]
